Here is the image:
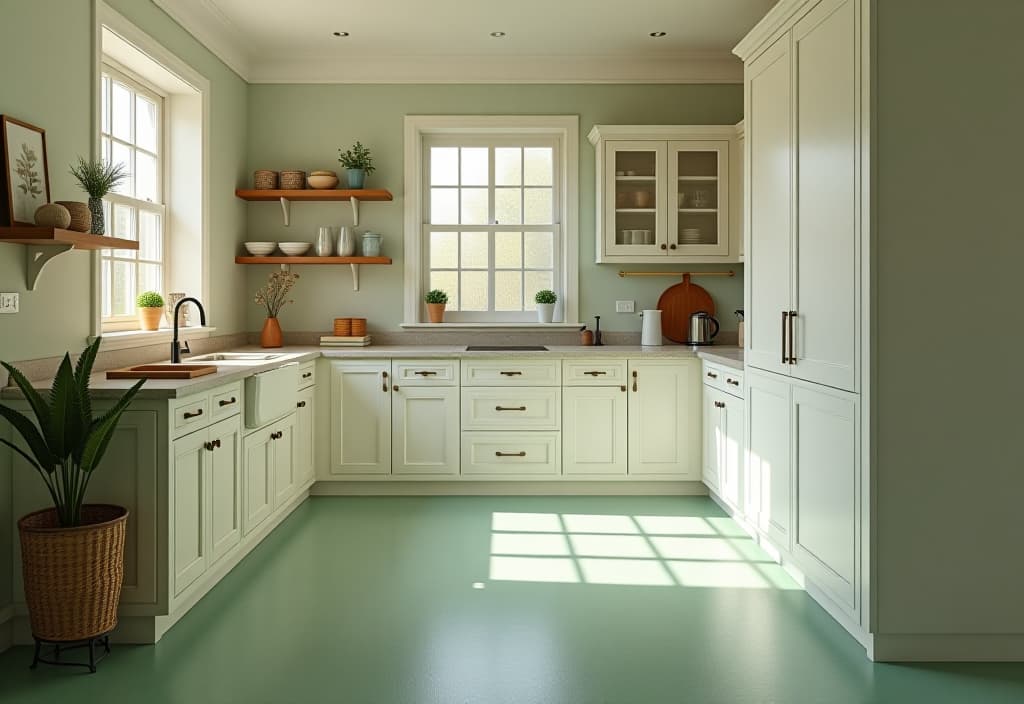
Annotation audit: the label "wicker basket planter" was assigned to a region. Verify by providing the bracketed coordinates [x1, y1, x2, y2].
[18, 504, 128, 642]
[280, 170, 306, 190]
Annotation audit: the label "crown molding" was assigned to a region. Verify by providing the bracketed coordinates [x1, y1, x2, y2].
[733, 0, 815, 62]
[153, 0, 252, 80]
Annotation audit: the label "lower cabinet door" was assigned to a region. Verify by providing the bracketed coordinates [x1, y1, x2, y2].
[330, 361, 392, 474]
[208, 418, 242, 567]
[273, 415, 297, 509]
[746, 370, 792, 550]
[294, 386, 315, 486]
[627, 361, 701, 476]
[392, 385, 460, 475]
[462, 432, 560, 476]
[720, 392, 744, 512]
[563, 385, 627, 475]
[172, 430, 208, 596]
[243, 428, 274, 535]
[702, 386, 725, 493]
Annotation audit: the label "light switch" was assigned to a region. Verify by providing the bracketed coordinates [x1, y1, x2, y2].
[0, 292, 18, 314]
[615, 300, 635, 313]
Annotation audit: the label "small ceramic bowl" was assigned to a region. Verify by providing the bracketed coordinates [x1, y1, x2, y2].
[278, 242, 311, 256]
[244, 241, 276, 256]
[307, 174, 339, 189]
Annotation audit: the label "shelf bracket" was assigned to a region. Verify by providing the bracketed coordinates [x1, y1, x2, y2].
[349, 263, 360, 291]
[350, 196, 360, 227]
[280, 197, 291, 227]
[25, 245, 72, 291]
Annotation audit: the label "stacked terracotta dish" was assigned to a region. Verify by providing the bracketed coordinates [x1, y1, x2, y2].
[322, 317, 370, 347]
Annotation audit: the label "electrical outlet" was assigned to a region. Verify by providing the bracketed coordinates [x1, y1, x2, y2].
[0, 292, 18, 314]
[615, 300, 635, 313]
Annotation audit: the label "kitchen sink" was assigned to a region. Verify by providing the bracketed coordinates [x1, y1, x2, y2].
[190, 353, 285, 362]
[465, 345, 549, 351]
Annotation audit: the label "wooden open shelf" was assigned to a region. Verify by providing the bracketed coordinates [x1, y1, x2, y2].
[0, 226, 139, 290]
[235, 188, 393, 227]
[235, 255, 392, 291]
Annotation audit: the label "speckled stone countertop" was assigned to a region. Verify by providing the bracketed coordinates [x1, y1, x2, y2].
[2, 344, 743, 400]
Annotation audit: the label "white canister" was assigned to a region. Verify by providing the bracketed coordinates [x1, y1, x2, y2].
[640, 310, 663, 346]
[336, 226, 355, 256]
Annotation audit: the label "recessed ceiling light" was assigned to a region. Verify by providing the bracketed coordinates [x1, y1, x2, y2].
[332, 31, 349, 37]
[490, 31, 506, 37]
[649, 31, 667, 37]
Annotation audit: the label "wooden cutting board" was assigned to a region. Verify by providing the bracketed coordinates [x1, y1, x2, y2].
[106, 364, 218, 380]
[657, 274, 716, 343]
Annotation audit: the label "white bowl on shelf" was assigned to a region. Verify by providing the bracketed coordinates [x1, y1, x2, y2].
[278, 242, 311, 256]
[244, 241, 276, 256]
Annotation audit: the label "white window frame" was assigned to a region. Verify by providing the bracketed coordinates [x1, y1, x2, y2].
[100, 62, 167, 331]
[404, 116, 579, 327]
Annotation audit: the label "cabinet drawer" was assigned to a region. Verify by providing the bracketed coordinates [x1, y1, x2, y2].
[702, 362, 743, 398]
[297, 361, 316, 389]
[172, 394, 210, 436]
[393, 360, 459, 386]
[210, 382, 242, 422]
[562, 359, 628, 386]
[461, 432, 560, 476]
[462, 387, 560, 430]
[462, 360, 560, 386]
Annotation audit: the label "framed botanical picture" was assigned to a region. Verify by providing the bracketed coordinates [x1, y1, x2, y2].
[0, 115, 51, 227]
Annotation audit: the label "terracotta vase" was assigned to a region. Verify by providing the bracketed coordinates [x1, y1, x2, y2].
[426, 303, 446, 323]
[137, 307, 163, 331]
[261, 317, 283, 348]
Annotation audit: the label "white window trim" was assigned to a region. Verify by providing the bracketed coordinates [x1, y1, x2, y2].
[92, 2, 211, 350]
[403, 115, 579, 326]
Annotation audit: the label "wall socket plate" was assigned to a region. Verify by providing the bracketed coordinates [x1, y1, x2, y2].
[615, 300, 635, 313]
[0, 292, 19, 314]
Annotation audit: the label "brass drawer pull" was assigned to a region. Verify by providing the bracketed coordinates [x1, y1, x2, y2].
[204, 441, 214, 452]
[270, 431, 283, 441]
[414, 370, 437, 376]
[632, 370, 638, 392]
[499, 371, 523, 376]
[393, 385, 400, 391]
[782, 311, 789, 364]
[726, 378, 740, 387]
[302, 372, 313, 379]
[218, 397, 237, 407]
[382, 370, 389, 392]
[715, 401, 726, 409]
[620, 385, 626, 392]
[296, 401, 307, 408]
[788, 310, 797, 365]
[706, 371, 718, 379]
[495, 406, 527, 412]
[584, 370, 607, 376]
[183, 408, 203, 419]
[495, 451, 527, 457]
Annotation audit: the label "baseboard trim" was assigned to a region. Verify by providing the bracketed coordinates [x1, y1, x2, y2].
[870, 634, 1024, 662]
[0, 605, 12, 654]
[311, 480, 708, 496]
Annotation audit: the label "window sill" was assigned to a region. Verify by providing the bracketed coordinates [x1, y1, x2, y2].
[400, 323, 583, 332]
[89, 326, 218, 352]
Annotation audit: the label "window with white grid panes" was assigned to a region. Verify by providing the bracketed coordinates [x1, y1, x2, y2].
[424, 138, 560, 321]
[100, 63, 165, 330]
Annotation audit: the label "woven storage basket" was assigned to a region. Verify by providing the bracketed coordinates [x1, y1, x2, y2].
[54, 201, 91, 233]
[19, 504, 128, 642]
[253, 170, 278, 190]
[280, 170, 306, 190]
[351, 318, 367, 337]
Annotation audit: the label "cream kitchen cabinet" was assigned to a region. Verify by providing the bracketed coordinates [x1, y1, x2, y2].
[702, 383, 743, 513]
[627, 359, 701, 477]
[392, 360, 460, 475]
[294, 385, 315, 487]
[329, 360, 392, 475]
[563, 383, 628, 476]
[243, 413, 296, 535]
[745, 369, 791, 550]
[589, 125, 741, 264]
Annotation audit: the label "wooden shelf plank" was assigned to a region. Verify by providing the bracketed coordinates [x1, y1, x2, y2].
[235, 256, 392, 265]
[235, 189, 393, 202]
[0, 226, 138, 250]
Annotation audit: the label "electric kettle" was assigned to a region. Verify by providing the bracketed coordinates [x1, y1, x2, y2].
[687, 311, 719, 345]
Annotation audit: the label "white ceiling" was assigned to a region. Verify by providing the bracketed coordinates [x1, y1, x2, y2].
[153, 0, 777, 83]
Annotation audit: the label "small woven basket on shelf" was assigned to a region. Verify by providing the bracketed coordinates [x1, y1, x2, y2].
[54, 201, 91, 233]
[18, 504, 128, 642]
[253, 170, 279, 190]
[280, 170, 306, 190]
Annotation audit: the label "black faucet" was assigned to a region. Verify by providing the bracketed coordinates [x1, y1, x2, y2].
[171, 297, 207, 363]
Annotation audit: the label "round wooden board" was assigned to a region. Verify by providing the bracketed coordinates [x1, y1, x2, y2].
[657, 274, 716, 343]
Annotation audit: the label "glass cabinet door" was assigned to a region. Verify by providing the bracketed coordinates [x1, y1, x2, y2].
[604, 141, 666, 256]
[668, 140, 730, 256]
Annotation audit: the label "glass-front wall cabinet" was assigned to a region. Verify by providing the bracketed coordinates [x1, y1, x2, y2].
[591, 126, 738, 263]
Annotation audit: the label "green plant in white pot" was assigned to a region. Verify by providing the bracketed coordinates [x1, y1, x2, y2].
[0, 337, 144, 666]
[534, 289, 557, 323]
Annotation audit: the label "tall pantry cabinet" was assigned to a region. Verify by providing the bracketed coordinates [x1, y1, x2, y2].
[736, 0, 869, 646]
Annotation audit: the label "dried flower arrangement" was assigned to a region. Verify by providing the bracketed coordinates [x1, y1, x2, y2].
[254, 270, 300, 318]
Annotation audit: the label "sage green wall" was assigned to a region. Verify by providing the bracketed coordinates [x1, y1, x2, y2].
[244, 84, 743, 333]
[874, 0, 1024, 637]
[0, 0, 249, 364]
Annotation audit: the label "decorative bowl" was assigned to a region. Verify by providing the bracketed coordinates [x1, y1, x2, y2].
[278, 242, 311, 256]
[307, 174, 339, 189]
[244, 241, 276, 256]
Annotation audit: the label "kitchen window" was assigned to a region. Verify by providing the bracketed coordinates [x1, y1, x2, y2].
[404, 116, 579, 326]
[100, 64, 165, 331]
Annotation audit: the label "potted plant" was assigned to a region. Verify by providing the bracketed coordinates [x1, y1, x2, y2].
[69, 157, 127, 235]
[136, 291, 164, 331]
[337, 141, 375, 189]
[534, 289, 557, 323]
[0, 338, 144, 666]
[254, 270, 299, 347]
[424, 289, 449, 323]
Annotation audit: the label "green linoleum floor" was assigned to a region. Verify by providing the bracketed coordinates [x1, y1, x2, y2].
[2, 495, 1024, 703]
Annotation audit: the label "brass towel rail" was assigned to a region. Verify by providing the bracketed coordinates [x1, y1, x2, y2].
[617, 270, 735, 278]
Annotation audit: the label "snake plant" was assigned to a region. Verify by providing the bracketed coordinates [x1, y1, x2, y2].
[0, 338, 145, 527]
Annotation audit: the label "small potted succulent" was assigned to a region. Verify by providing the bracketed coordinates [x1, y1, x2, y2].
[534, 289, 557, 323]
[337, 141, 375, 189]
[136, 291, 165, 331]
[424, 289, 449, 323]
[70, 156, 127, 235]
